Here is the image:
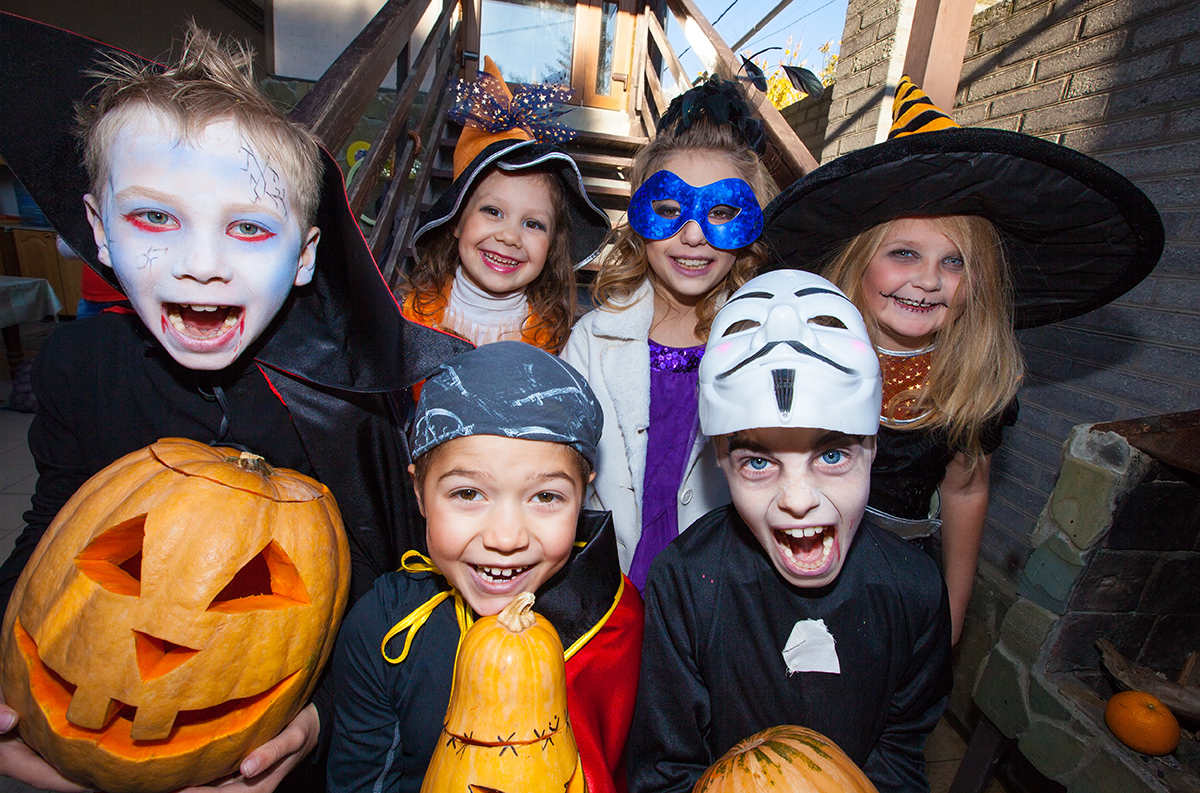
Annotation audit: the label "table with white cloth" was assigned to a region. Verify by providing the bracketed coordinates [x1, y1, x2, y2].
[0, 275, 62, 369]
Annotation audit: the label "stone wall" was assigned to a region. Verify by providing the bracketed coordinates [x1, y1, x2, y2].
[971, 423, 1200, 792]
[781, 89, 834, 164]
[950, 0, 1200, 589]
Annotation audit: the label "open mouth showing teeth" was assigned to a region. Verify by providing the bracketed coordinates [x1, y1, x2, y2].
[166, 303, 242, 340]
[888, 295, 943, 311]
[481, 251, 522, 270]
[672, 257, 712, 271]
[775, 526, 835, 573]
[471, 564, 532, 583]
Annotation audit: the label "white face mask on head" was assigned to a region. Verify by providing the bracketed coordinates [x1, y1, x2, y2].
[699, 270, 882, 437]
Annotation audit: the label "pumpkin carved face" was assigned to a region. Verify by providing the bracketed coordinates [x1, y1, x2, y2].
[693, 725, 879, 793]
[0, 439, 350, 793]
[421, 593, 586, 793]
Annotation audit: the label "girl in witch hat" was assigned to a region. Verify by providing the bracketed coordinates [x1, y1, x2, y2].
[399, 57, 609, 353]
[563, 77, 778, 590]
[763, 76, 1164, 644]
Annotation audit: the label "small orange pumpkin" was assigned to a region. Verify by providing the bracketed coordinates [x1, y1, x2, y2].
[421, 592, 586, 793]
[693, 725, 879, 793]
[0, 438, 350, 793]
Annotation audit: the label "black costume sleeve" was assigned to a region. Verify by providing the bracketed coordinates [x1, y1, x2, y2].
[860, 574, 952, 792]
[327, 584, 412, 793]
[979, 398, 1019, 456]
[0, 339, 91, 610]
[626, 547, 713, 793]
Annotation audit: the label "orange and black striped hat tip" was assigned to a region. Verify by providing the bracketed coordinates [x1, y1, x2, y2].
[888, 76, 960, 139]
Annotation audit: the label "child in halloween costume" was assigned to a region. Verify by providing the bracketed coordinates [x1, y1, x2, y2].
[562, 78, 776, 589]
[627, 269, 951, 793]
[328, 342, 643, 793]
[0, 15, 466, 791]
[400, 57, 609, 353]
[762, 78, 1164, 644]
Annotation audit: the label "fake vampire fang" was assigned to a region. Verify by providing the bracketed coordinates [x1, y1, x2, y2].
[775, 526, 835, 573]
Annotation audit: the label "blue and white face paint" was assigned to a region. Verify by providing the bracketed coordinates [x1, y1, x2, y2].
[627, 169, 763, 250]
[699, 270, 882, 437]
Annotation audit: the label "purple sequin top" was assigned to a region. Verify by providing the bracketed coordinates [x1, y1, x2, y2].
[629, 339, 705, 590]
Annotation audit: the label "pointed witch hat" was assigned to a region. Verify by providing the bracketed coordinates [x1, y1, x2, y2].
[414, 58, 609, 269]
[0, 11, 469, 390]
[762, 76, 1164, 329]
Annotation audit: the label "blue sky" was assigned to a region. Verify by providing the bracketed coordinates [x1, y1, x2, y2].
[670, 0, 849, 89]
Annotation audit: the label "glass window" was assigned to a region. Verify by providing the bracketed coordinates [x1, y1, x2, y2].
[481, 0, 576, 85]
[595, 1, 617, 96]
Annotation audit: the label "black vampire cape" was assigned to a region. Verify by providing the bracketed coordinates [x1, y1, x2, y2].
[0, 12, 472, 608]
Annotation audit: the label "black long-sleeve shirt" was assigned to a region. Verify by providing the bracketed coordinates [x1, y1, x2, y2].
[627, 505, 952, 793]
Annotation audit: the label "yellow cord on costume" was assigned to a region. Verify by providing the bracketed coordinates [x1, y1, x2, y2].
[380, 550, 475, 664]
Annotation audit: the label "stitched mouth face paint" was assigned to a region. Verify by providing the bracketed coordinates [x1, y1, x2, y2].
[627, 170, 763, 250]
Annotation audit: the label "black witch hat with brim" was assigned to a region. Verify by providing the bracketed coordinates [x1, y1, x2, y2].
[762, 77, 1164, 329]
[413, 139, 611, 270]
[0, 11, 470, 391]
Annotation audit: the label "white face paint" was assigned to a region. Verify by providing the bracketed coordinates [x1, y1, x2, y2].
[84, 107, 319, 371]
[699, 270, 882, 437]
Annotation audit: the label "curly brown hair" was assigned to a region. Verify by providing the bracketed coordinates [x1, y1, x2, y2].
[591, 120, 777, 339]
[403, 168, 576, 353]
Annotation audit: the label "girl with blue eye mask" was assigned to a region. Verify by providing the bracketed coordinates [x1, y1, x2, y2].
[563, 77, 778, 590]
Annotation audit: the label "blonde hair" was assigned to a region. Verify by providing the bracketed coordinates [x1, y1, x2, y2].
[404, 168, 576, 354]
[76, 23, 323, 227]
[591, 121, 777, 339]
[822, 215, 1024, 459]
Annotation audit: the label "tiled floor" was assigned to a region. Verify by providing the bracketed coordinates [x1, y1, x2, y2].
[0, 320, 1009, 793]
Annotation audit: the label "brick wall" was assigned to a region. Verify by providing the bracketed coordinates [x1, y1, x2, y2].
[951, 0, 1200, 579]
[821, 0, 910, 160]
[781, 89, 834, 162]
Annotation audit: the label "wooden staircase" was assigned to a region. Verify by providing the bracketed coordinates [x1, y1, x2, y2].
[289, 0, 818, 291]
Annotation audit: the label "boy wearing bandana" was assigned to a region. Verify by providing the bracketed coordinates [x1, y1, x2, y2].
[627, 270, 951, 793]
[328, 342, 643, 793]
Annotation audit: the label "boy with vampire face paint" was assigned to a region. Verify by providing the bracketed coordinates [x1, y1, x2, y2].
[0, 15, 466, 792]
[627, 270, 952, 793]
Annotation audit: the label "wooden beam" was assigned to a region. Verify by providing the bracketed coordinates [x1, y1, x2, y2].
[645, 12, 689, 95]
[661, 0, 819, 181]
[903, 0, 977, 110]
[291, 0, 432, 154]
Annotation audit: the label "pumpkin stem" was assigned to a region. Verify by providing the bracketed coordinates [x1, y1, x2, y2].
[495, 592, 537, 633]
[227, 451, 274, 476]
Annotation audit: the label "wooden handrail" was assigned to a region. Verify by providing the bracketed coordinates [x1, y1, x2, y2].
[641, 0, 820, 183]
[348, 0, 459, 218]
[291, 0, 433, 155]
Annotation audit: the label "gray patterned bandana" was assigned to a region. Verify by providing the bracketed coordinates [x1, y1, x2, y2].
[411, 341, 602, 466]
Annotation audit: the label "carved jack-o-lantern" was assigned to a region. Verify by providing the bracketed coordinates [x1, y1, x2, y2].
[0, 438, 350, 793]
[421, 593, 586, 793]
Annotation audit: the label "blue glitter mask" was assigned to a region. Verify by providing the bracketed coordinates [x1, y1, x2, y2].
[627, 170, 763, 250]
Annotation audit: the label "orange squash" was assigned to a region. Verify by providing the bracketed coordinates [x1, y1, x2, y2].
[693, 725, 879, 793]
[421, 592, 586, 793]
[0, 438, 350, 793]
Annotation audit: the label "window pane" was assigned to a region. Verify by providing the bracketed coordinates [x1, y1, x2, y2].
[481, 0, 575, 85]
[595, 0, 617, 96]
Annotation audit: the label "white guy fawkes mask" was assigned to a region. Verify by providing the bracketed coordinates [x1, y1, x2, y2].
[699, 270, 882, 437]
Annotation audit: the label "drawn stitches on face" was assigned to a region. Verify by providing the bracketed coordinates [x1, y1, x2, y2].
[420, 594, 585, 793]
[0, 439, 350, 793]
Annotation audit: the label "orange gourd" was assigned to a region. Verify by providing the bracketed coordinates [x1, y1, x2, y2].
[421, 592, 586, 793]
[1104, 690, 1180, 756]
[0, 438, 350, 793]
[693, 725, 879, 793]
